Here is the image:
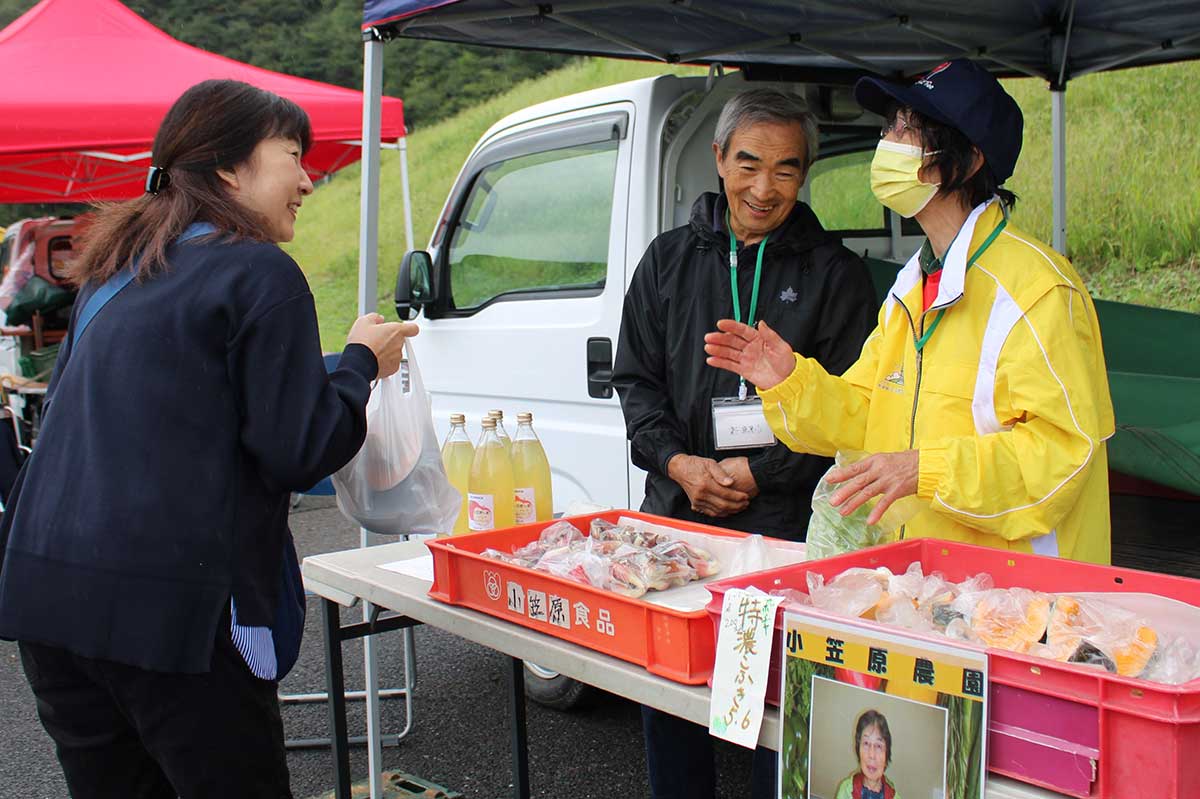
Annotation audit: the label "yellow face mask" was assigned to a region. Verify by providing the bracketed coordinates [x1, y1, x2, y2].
[870, 140, 939, 218]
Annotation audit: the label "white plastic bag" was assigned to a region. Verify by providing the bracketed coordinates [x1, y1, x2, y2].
[0, 238, 35, 312]
[331, 343, 461, 535]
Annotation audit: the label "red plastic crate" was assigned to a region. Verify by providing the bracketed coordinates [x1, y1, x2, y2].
[704, 539, 1200, 798]
[427, 510, 749, 684]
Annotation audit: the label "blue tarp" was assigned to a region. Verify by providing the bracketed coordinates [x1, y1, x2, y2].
[362, 0, 1200, 84]
[363, 0, 460, 30]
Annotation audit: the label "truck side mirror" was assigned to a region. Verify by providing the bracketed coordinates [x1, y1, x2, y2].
[395, 250, 435, 320]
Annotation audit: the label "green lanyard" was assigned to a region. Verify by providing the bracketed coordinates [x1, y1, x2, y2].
[728, 214, 770, 399]
[913, 215, 1008, 352]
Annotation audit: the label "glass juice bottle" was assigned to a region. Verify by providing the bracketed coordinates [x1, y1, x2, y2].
[468, 417, 515, 531]
[487, 409, 512, 454]
[511, 412, 553, 523]
[440, 413, 474, 535]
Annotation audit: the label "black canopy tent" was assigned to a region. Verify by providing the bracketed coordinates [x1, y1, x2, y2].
[355, 0, 1199, 282]
[349, 1, 1200, 498]
[366, 0, 1200, 80]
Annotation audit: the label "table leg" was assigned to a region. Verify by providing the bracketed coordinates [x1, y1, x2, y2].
[507, 657, 530, 799]
[323, 598, 351, 799]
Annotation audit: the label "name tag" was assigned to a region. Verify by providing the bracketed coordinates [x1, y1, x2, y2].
[712, 397, 775, 450]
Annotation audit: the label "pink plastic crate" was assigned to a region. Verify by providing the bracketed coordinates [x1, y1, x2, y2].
[704, 539, 1200, 799]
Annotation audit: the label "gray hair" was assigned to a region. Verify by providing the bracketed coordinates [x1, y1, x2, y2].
[713, 89, 819, 171]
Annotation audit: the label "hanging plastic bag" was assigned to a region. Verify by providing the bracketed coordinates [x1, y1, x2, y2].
[805, 450, 925, 560]
[331, 343, 461, 535]
[0, 238, 35, 312]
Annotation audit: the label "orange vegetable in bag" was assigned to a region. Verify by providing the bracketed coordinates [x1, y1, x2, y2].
[970, 590, 1051, 653]
[1045, 595, 1087, 661]
[1113, 626, 1158, 677]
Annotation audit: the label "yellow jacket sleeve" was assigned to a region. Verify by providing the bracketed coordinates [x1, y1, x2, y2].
[757, 310, 885, 457]
[917, 286, 1110, 540]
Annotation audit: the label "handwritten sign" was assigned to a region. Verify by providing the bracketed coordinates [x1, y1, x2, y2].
[708, 587, 780, 748]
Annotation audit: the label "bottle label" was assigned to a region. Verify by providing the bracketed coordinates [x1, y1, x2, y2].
[514, 488, 536, 524]
[468, 493, 495, 531]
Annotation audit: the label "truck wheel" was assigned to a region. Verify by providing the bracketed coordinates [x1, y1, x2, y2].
[522, 662, 594, 710]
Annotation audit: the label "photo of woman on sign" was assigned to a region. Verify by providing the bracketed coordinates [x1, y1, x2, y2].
[835, 709, 901, 799]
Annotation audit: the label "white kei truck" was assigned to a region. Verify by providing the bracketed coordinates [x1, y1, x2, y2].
[392, 69, 923, 705]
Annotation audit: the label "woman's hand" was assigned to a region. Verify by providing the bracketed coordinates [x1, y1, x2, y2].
[347, 313, 418, 379]
[826, 450, 919, 526]
[704, 319, 796, 390]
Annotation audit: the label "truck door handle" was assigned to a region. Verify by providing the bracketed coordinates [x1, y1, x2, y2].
[586, 337, 614, 399]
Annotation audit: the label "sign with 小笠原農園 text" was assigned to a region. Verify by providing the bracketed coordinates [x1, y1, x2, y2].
[779, 612, 988, 799]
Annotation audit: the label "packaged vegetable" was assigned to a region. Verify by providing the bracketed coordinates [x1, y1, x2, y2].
[481, 518, 722, 600]
[802, 561, 1200, 685]
[805, 452, 925, 560]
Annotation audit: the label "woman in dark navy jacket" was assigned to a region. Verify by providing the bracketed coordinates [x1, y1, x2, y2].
[0, 79, 414, 798]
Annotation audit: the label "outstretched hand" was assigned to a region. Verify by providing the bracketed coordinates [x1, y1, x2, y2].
[826, 450, 920, 526]
[704, 319, 796, 390]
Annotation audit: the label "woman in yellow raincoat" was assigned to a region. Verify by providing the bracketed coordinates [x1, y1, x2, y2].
[705, 59, 1113, 564]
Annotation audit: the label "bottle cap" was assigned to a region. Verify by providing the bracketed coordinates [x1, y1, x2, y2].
[488, 409, 504, 420]
[481, 417, 497, 429]
[450, 413, 466, 425]
[516, 412, 533, 423]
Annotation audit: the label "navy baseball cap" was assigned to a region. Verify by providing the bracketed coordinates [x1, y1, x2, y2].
[854, 59, 1024, 184]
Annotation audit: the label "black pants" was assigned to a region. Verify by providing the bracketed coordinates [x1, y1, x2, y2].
[18, 626, 292, 799]
[642, 704, 777, 799]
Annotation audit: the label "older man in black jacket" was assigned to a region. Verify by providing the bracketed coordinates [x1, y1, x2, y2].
[613, 88, 877, 799]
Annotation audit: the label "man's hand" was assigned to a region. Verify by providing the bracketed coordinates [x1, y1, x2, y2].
[717, 456, 760, 500]
[703, 319, 796, 390]
[667, 454, 750, 518]
[826, 450, 919, 526]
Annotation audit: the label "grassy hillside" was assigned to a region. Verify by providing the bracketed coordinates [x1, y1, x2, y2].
[1003, 63, 1200, 310]
[287, 58, 1200, 351]
[287, 58, 706, 349]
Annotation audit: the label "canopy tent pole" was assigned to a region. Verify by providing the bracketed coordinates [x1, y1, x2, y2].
[399, 134, 415, 252]
[1051, 88, 1067, 254]
[359, 35, 384, 318]
[358, 29, 386, 799]
[1049, 10, 1074, 256]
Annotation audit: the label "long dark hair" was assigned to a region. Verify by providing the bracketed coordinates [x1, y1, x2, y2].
[884, 103, 1017, 212]
[67, 79, 312, 286]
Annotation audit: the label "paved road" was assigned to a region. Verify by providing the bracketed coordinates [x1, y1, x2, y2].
[1, 492, 1195, 799]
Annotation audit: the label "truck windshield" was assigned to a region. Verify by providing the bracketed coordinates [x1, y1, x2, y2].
[447, 140, 618, 310]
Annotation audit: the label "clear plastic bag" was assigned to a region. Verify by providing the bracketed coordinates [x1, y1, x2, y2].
[806, 568, 888, 618]
[0, 238, 34, 312]
[1142, 635, 1200, 685]
[332, 343, 460, 535]
[726, 533, 770, 576]
[768, 588, 811, 610]
[805, 451, 924, 560]
[479, 518, 726, 600]
[539, 520, 585, 548]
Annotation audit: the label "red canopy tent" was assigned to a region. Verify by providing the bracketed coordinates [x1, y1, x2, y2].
[0, 0, 406, 203]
